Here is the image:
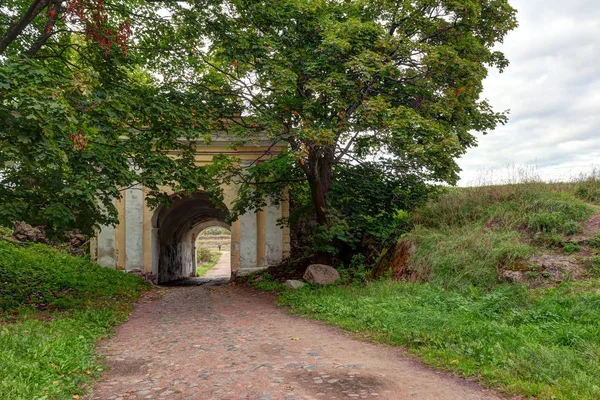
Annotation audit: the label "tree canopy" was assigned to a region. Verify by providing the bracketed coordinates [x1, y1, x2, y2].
[191, 0, 518, 261]
[0, 0, 224, 236]
[1, 0, 518, 257]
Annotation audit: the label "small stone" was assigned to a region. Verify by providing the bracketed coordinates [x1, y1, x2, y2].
[284, 280, 306, 289]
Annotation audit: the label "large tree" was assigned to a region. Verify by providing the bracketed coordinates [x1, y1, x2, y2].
[186, 0, 518, 262]
[0, 0, 225, 236]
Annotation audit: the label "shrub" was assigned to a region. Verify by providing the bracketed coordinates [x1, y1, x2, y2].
[197, 247, 220, 264]
[532, 232, 564, 248]
[562, 242, 581, 255]
[589, 234, 600, 249]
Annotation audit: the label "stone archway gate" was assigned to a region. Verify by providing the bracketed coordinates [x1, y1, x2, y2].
[90, 135, 290, 283]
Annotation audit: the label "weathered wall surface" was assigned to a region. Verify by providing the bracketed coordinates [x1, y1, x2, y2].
[91, 137, 290, 283]
[154, 193, 229, 283]
[125, 184, 144, 271]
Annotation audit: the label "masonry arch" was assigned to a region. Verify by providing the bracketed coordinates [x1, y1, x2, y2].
[91, 138, 291, 277]
[152, 192, 230, 283]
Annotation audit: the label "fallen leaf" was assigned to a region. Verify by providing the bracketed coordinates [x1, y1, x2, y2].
[289, 337, 301, 341]
[450, 360, 459, 364]
[73, 395, 80, 399]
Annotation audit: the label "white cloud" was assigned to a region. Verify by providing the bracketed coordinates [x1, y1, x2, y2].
[458, 0, 600, 185]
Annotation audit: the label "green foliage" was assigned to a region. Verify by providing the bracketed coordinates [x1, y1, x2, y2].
[328, 163, 432, 242]
[196, 247, 219, 264]
[0, 2, 227, 237]
[590, 234, 600, 249]
[196, 247, 221, 277]
[574, 173, 600, 204]
[203, 0, 518, 254]
[1, 55, 224, 237]
[278, 279, 600, 400]
[528, 213, 582, 235]
[200, 227, 230, 236]
[312, 211, 359, 255]
[587, 257, 600, 277]
[337, 254, 371, 284]
[253, 273, 285, 292]
[416, 183, 593, 232]
[532, 232, 564, 248]
[0, 240, 149, 399]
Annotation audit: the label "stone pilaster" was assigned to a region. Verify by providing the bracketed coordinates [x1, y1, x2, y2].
[256, 208, 267, 267]
[125, 184, 144, 271]
[239, 210, 257, 271]
[265, 202, 283, 266]
[96, 224, 116, 268]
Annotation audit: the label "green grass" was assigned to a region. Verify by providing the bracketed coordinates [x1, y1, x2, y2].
[409, 225, 533, 290]
[196, 247, 221, 277]
[405, 183, 597, 290]
[415, 182, 595, 230]
[254, 180, 600, 399]
[0, 241, 149, 399]
[277, 279, 600, 400]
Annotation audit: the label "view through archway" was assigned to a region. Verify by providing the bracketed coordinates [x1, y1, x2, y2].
[195, 226, 231, 281]
[152, 192, 230, 284]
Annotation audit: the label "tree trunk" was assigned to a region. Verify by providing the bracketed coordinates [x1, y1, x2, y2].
[26, 0, 62, 57]
[0, 0, 50, 56]
[303, 148, 334, 265]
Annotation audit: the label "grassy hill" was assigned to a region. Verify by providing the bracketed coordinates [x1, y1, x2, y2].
[0, 241, 150, 399]
[263, 179, 600, 400]
[399, 180, 600, 289]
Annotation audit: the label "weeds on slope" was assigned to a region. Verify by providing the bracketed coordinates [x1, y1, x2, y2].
[404, 182, 598, 290]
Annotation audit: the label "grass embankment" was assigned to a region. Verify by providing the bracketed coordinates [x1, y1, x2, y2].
[196, 247, 221, 277]
[262, 181, 600, 400]
[0, 241, 149, 399]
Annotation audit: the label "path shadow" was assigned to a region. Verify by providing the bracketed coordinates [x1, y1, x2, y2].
[161, 276, 230, 287]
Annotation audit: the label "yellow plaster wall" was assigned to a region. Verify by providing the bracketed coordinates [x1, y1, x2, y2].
[126, 142, 290, 274]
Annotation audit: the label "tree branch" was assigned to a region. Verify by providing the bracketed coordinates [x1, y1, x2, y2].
[0, 0, 50, 55]
[26, 0, 62, 57]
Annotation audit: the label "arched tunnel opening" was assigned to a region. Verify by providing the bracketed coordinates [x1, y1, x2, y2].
[152, 192, 230, 284]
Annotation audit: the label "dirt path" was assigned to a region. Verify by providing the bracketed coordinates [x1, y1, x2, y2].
[203, 252, 231, 279]
[88, 286, 505, 400]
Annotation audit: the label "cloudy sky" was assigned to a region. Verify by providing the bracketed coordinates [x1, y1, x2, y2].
[457, 0, 600, 185]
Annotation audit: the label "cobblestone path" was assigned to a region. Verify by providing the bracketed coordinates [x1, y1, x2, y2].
[88, 286, 504, 400]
